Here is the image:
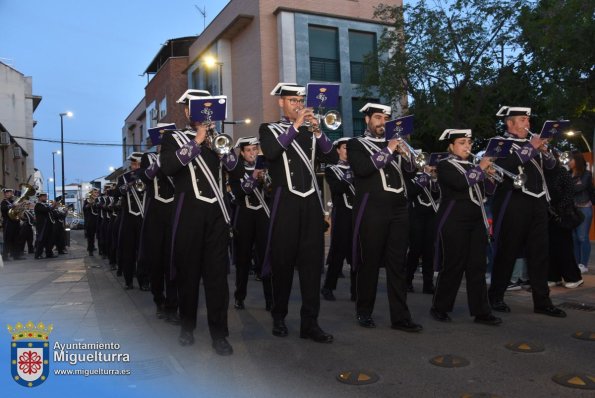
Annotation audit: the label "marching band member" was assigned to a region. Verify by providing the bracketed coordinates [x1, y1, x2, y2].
[259, 82, 338, 343]
[83, 187, 100, 256]
[429, 129, 501, 325]
[19, 205, 35, 254]
[107, 185, 120, 270]
[321, 138, 356, 302]
[114, 152, 146, 290]
[34, 192, 58, 259]
[52, 196, 67, 255]
[487, 106, 566, 317]
[136, 142, 179, 322]
[347, 104, 422, 332]
[406, 162, 441, 294]
[160, 89, 233, 356]
[223, 136, 273, 311]
[1, 188, 23, 260]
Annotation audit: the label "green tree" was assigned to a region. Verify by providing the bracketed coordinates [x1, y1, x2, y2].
[518, 0, 595, 139]
[362, 0, 525, 149]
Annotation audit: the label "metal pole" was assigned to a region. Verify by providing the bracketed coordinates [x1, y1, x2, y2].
[60, 114, 65, 204]
[52, 152, 57, 200]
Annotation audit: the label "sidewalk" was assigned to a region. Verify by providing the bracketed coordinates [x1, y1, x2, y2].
[0, 230, 593, 397]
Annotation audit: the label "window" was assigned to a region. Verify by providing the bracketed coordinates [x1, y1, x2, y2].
[159, 97, 167, 119]
[349, 31, 377, 84]
[352, 97, 379, 134]
[309, 26, 340, 82]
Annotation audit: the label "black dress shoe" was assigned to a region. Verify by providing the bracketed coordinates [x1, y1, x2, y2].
[490, 300, 511, 313]
[320, 287, 336, 301]
[140, 283, 151, 292]
[430, 307, 451, 322]
[34, 256, 42, 260]
[300, 325, 334, 343]
[165, 312, 181, 325]
[88, 251, 94, 257]
[212, 338, 233, 356]
[391, 319, 423, 333]
[265, 300, 272, 312]
[178, 330, 194, 346]
[534, 305, 567, 318]
[474, 313, 502, 325]
[272, 320, 288, 337]
[356, 314, 376, 328]
[45, 254, 56, 258]
[234, 299, 245, 310]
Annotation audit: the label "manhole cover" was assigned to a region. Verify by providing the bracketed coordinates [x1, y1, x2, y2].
[504, 341, 544, 353]
[430, 355, 469, 368]
[572, 331, 595, 341]
[336, 370, 379, 385]
[552, 373, 595, 390]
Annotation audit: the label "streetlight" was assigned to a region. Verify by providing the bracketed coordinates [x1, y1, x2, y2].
[59, 112, 72, 204]
[565, 131, 592, 153]
[52, 150, 60, 200]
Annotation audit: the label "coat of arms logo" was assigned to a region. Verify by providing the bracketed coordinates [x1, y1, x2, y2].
[7, 321, 53, 387]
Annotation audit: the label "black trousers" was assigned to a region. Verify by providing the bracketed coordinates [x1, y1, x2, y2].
[102, 217, 111, 257]
[34, 221, 53, 257]
[233, 206, 272, 302]
[406, 205, 436, 288]
[118, 212, 142, 286]
[3, 220, 21, 258]
[85, 219, 97, 253]
[137, 198, 177, 309]
[18, 223, 34, 253]
[109, 214, 120, 266]
[268, 189, 324, 329]
[432, 203, 491, 316]
[323, 205, 354, 295]
[548, 220, 582, 283]
[489, 193, 552, 309]
[355, 195, 411, 324]
[172, 193, 229, 339]
[97, 217, 104, 255]
[53, 222, 66, 252]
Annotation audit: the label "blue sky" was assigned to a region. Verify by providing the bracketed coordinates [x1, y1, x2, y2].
[1, 0, 229, 185]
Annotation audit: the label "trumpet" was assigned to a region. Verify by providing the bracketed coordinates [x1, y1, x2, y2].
[465, 150, 526, 189]
[524, 128, 571, 165]
[205, 125, 233, 155]
[384, 127, 429, 169]
[297, 107, 342, 132]
[119, 178, 146, 193]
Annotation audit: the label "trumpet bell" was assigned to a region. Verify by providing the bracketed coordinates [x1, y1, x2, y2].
[134, 179, 146, 192]
[323, 110, 342, 130]
[213, 134, 233, 155]
[513, 173, 527, 189]
[558, 151, 571, 166]
[415, 152, 429, 168]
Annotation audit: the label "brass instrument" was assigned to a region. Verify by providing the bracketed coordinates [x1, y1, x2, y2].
[119, 178, 146, 193]
[8, 184, 36, 221]
[298, 107, 342, 132]
[382, 127, 429, 168]
[465, 150, 527, 189]
[206, 126, 233, 155]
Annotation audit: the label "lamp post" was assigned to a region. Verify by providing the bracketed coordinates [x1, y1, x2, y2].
[52, 150, 60, 200]
[565, 130, 592, 153]
[59, 112, 72, 203]
[203, 56, 225, 132]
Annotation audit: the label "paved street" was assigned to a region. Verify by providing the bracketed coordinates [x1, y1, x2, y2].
[1, 229, 593, 397]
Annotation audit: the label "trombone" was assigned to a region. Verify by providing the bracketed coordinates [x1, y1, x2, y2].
[465, 150, 527, 189]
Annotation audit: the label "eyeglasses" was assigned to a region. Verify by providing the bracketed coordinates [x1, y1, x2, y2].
[286, 98, 305, 105]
